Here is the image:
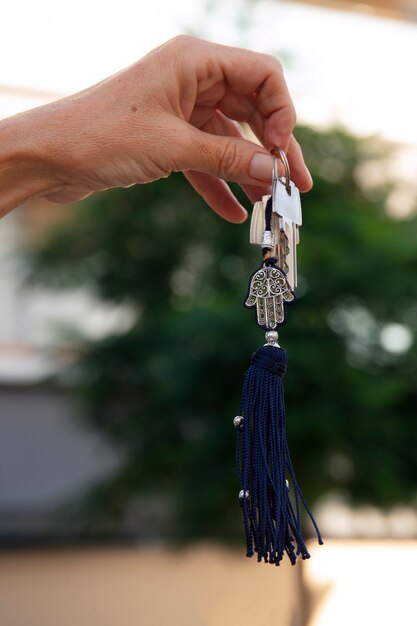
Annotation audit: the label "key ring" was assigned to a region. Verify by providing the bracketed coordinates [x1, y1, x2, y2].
[270, 146, 291, 196]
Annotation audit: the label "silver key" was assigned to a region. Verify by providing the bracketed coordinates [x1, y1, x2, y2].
[272, 178, 302, 226]
[277, 219, 289, 275]
[249, 195, 293, 284]
[250, 195, 280, 256]
[249, 186, 300, 291]
[272, 178, 302, 291]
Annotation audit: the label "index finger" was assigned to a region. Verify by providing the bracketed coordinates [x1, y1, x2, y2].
[214, 45, 296, 151]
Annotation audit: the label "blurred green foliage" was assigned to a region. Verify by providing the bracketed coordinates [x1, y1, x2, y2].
[29, 126, 417, 542]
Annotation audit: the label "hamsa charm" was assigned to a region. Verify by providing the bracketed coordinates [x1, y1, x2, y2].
[244, 265, 294, 330]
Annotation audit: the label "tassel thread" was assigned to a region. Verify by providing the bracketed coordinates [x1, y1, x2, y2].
[236, 344, 323, 565]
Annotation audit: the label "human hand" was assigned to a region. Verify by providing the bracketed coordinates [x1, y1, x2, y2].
[0, 35, 312, 221]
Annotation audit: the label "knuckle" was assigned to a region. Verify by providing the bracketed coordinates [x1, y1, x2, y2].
[262, 53, 283, 71]
[287, 103, 297, 128]
[165, 127, 190, 172]
[169, 34, 198, 51]
[218, 140, 240, 178]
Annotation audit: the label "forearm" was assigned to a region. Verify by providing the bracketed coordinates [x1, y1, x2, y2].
[0, 108, 64, 217]
[0, 37, 312, 223]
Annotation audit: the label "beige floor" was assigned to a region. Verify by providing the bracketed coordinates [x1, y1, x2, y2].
[0, 544, 300, 626]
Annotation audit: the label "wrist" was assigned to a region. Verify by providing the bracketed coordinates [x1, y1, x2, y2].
[0, 106, 65, 217]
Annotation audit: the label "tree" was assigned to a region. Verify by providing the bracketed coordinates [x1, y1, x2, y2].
[28, 126, 417, 542]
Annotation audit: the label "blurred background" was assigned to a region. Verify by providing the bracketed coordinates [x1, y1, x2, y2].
[1, 1, 417, 625]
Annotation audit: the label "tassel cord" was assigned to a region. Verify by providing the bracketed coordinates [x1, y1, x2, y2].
[236, 345, 322, 564]
[284, 441, 324, 545]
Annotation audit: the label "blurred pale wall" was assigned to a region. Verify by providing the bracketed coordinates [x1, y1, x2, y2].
[0, 206, 129, 537]
[0, 386, 120, 537]
[306, 541, 417, 626]
[1, 541, 417, 626]
[0, 545, 300, 626]
[295, 0, 417, 20]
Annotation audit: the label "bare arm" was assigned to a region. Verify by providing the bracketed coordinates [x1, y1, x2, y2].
[0, 35, 312, 222]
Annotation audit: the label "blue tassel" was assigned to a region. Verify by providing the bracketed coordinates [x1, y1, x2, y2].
[236, 344, 323, 565]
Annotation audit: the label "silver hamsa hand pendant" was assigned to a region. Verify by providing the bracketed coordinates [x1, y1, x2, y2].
[244, 265, 294, 330]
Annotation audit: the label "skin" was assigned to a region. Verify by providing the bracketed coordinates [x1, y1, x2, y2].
[0, 35, 312, 221]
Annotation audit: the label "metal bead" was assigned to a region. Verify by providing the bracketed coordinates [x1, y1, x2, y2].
[261, 230, 274, 250]
[286, 479, 289, 489]
[265, 330, 279, 345]
[233, 415, 244, 428]
[239, 489, 250, 502]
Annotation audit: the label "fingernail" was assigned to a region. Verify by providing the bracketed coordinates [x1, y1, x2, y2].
[249, 153, 274, 183]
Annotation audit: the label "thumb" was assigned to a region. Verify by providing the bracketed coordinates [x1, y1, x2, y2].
[180, 126, 274, 185]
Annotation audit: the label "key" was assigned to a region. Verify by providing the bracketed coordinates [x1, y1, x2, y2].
[277, 220, 289, 275]
[286, 219, 298, 291]
[251, 196, 279, 256]
[272, 178, 302, 226]
[249, 193, 298, 290]
[250, 196, 274, 244]
[249, 196, 292, 280]
[249, 199, 266, 246]
[284, 220, 296, 291]
[272, 178, 302, 291]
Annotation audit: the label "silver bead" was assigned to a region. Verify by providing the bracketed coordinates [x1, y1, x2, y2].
[265, 330, 279, 347]
[286, 479, 289, 489]
[239, 489, 250, 501]
[261, 230, 274, 250]
[233, 415, 244, 428]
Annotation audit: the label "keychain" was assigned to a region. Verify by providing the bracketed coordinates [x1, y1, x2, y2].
[234, 146, 323, 565]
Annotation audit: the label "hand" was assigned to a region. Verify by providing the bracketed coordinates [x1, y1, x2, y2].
[245, 266, 294, 329]
[0, 35, 312, 221]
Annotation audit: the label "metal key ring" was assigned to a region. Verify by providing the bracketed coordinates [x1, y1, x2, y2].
[270, 146, 291, 196]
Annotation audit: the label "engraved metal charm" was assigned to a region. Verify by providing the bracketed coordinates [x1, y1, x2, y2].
[244, 266, 294, 330]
